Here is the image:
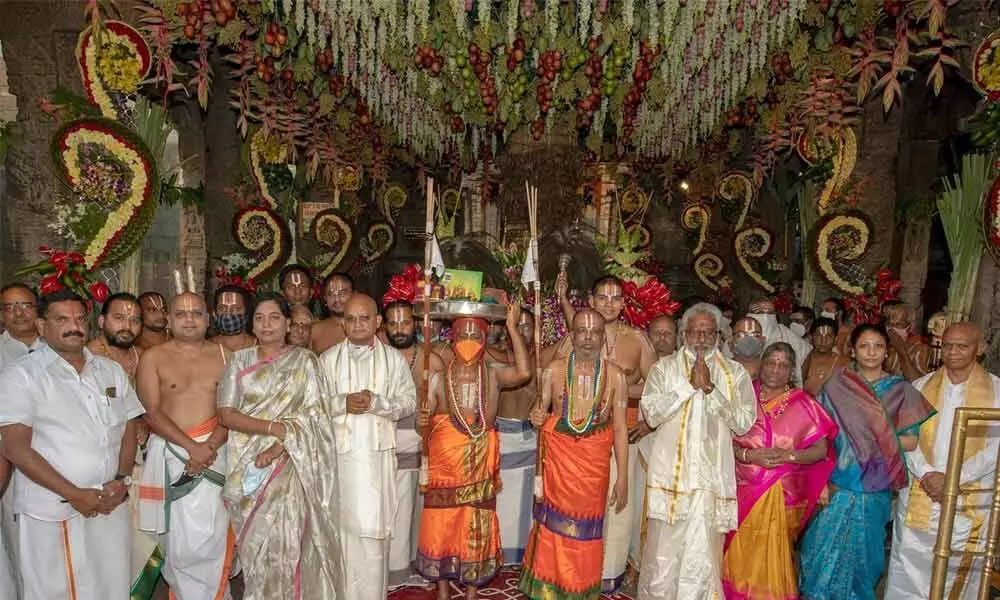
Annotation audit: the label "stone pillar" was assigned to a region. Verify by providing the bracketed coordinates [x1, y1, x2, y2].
[0, 0, 87, 279]
[0, 41, 17, 278]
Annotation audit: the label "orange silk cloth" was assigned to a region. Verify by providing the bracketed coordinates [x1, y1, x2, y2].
[519, 415, 614, 599]
[415, 414, 503, 586]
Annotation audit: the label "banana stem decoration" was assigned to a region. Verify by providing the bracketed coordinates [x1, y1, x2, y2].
[419, 178, 435, 491]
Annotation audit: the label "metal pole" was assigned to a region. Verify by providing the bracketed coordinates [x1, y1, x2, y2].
[930, 407, 971, 599]
[975, 442, 1000, 600]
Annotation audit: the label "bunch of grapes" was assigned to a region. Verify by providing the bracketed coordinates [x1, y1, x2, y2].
[413, 45, 444, 76]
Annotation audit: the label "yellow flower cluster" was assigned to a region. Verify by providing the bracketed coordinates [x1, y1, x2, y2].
[236, 210, 284, 280]
[976, 43, 1000, 92]
[96, 40, 144, 91]
[734, 227, 775, 293]
[62, 128, 148, 269]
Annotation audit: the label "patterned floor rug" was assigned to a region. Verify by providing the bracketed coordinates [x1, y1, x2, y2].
[387, 567, 634, 600]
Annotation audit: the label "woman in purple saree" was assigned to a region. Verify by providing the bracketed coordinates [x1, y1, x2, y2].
[723, 342, 838, 600]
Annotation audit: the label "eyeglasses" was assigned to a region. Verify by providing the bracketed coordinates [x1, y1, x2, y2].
[1, 302, 36, 313]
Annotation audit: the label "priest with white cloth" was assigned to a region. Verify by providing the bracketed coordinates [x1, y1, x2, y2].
[637, 302, 756, 600]
[885, 322, 1000, 599]
[746, 297, 812, 377]
[320, 293, 416, 600]
[0, 290, 143, 599]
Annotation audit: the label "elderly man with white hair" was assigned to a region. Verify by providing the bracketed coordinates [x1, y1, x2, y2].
[637, 303, 757, 600]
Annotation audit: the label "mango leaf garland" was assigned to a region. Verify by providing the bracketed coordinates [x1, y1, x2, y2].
[51, 118, 159, 270]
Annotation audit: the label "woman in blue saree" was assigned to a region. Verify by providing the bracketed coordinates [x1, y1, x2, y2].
[798, 323, 935, 600]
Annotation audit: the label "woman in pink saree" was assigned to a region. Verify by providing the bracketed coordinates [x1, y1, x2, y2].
[722, 342, 838, 600]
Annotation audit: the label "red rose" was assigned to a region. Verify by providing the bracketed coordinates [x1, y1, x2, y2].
[39, 275, 65, 295]
[89, 281, 110, 303]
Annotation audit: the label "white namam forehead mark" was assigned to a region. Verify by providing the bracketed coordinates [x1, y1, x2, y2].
[178, 296, 203, 312]
[460, 320, 482, 334]
[219, 292, 243, 307]
[289, 272, 306, 285]
[577, 311, 602, 329]
[146, 295, 165, 310]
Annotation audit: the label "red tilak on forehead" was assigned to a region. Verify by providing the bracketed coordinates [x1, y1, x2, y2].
[453, 317, 488, 335]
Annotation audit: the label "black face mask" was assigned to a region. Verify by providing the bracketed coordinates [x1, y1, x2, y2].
[213, 313, 246, 336]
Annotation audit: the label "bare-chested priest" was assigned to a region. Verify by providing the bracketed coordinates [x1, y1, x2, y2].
[136, 291, 171, 350]
[312, 272, 354, 354]
[494, 309, 559, 566]
[209, 284, 257, 353]
[556, 274, 655, 591]
[382, 299, 445, 587]
[801, 317, 850, 397]
[136, 292, 233, 599]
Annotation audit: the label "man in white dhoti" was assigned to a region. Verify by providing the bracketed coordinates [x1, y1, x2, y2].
[320, 293, 416, 600]
[627, 316, 678, 571]
[746, 297, 811, 377]
[885, 322, 1000, 599]
[0, 282, 44, 599]
[136, 292, 232, 600]
[0, 290, 143, 599]
[382, 300, 442, 588]
[637, 302, 756, 600]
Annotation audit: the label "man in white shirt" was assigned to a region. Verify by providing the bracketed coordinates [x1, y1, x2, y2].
[885, 322, 1000, 599]
[745, 297, 811, 377]
[0, 283, 46, 371]
[0, 289, 144, 599]
[320, 293, 416, 600]
[637, 302, 756, 600]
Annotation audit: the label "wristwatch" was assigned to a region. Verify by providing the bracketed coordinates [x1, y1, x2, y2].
[115, 472, 134, 487]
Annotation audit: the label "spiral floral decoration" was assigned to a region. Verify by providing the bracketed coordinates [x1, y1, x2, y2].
[311, 208, 353, 277]
[693, 252, 725, 291]
[973, 29, 1000, 101]
[362, 222, 396, 263]
[52, 118, 159, 270]
[810, 210, 873, 295]
[817, 128, 857, 215]
[681, 203, 711, 255]
[379, 185, 408, 225]
[247, 128, 290, 210]
[733, 226, 776, 293]
[77, 21, 151, 119]
[983, 176, 1000, 264]
[232, 207, 292, 281]
[717, 171, 756, 231]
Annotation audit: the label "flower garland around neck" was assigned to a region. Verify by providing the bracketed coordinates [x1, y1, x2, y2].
[447, 359, 487, 439]
[563, 351, 607, 435]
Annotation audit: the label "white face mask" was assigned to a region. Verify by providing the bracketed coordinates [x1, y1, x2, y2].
[789, 322, 806, 337]
[820, 311, 837, 320]
[747, 313, 777, 339]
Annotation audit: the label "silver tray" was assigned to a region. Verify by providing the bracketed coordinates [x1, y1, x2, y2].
[413, 299, 508, 321]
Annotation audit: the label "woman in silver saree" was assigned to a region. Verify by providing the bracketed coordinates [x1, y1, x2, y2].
[217, 293, 343, 599]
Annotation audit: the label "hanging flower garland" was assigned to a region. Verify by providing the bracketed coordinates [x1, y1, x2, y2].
[232, 206, 292, 281]
[77, 20, 152, 119]
[810, 210, 873, 295]
[51, 118, 159, 270]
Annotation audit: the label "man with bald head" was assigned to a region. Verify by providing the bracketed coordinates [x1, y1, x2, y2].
[288, 304, 315, 348]
[311, 272, 354, 354]
[320, 293, 416, 600]
[135, 292, 232, 599]
[729, 316, 765, 379]
[648, 315, 677, 359]
[886, 322, 1000, 599]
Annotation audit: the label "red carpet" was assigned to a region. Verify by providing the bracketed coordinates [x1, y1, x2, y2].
[387, 567, 634, 599]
